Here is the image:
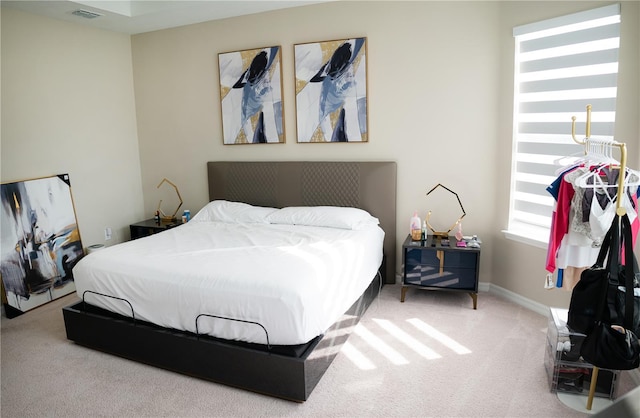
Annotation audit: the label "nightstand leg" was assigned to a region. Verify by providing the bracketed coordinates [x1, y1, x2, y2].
[468, 292, 477, 309]
[401, 286, 408, 302]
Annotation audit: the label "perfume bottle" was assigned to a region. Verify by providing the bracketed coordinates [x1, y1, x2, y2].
[410, 211, 421, 240]
[455, 223, 463, 241]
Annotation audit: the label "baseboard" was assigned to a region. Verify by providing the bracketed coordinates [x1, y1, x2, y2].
[478, 281, 490, 293]
[486, 283, 549, 317]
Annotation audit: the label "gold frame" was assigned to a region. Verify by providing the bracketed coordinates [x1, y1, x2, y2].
[294, 37, 368, 143]
[0, 173, 83, 314]
[218, 45, 286, 145]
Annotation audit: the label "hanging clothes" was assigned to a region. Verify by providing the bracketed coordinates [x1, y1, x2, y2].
[546, 165, 579, 275]
[545, 164, 640, 290]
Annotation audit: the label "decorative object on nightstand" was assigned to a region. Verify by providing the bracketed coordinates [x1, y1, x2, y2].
[424, 183, 465, 239]
[409, 211, 422, 241]
[156, 178, 183, 222]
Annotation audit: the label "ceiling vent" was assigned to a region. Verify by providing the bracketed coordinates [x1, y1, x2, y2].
[71, 9, 103, 19]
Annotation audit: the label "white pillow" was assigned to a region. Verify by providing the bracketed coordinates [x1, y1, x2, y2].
[191, 200, 277, 224]
[266, 206, 379, 230]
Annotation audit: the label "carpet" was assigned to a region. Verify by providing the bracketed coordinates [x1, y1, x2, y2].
[1, 284, 637, 417]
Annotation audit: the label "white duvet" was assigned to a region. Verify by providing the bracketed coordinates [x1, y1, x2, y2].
[73, 220, 384, 345]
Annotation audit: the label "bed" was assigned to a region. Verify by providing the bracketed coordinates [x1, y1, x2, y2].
[62, 161, 397, 401]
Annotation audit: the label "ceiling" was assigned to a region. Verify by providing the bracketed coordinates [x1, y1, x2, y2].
[1, 0, 334, 34]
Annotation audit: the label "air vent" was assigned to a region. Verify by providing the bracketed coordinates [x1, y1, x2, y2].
[71, 9, 103, 19]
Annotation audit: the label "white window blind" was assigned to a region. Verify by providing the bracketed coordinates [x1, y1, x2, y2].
[509, 4, 620, 240]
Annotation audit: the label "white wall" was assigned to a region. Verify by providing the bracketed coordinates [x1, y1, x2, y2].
[131, 0, 501, 289]
[1, 8, 145, 247]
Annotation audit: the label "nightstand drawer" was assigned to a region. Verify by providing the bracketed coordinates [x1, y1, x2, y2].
[404, 263, 477, 289]
[405, 248, 477, 269]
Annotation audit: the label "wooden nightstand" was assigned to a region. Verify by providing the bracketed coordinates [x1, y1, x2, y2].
[400, 234, 480, 309]
[129, 219, 182, 240]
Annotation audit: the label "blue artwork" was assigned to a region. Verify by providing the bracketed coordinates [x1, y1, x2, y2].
[295, 38, 368, 143]
[219, 46, 284, 144]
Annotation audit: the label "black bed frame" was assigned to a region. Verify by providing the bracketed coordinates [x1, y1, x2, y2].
[63, 161, 397, 402]
[63, 273, 381, 401]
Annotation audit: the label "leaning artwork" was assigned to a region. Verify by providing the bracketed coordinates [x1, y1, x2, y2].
[0, 174, 83, 317]
[218, 45, 285, 144]
[295, 37, 368, 143]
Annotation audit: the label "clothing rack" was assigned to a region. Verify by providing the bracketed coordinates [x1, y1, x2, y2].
[570, 105, 627, 410]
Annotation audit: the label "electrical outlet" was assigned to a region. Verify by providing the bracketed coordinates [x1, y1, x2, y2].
[105, 227, 112, 241]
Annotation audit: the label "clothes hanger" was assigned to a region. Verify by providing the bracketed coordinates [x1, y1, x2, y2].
[570, 136, 640, 188]
[575, 165, 640, 189]
[553, 150, 589, 175]
[553, 136, 618, 174]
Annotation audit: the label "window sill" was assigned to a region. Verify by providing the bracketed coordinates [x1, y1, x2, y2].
[502, 225, 548, 250]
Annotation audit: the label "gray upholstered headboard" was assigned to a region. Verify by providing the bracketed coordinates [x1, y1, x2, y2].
[207, 161, 397, 284]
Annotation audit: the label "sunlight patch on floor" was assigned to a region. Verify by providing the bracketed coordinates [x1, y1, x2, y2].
[407, 318, 472, 355]
[354, 323, 409, 365]
[342, 316, 478, 369]
[341, 341, 377, 370]
[372, 318, 441, 360]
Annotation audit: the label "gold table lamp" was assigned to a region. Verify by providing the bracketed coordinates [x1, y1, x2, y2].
[156, 178, 183, 222]
[425, 183, 466, 239]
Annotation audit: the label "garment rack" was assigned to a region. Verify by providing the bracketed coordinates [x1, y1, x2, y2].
[571, 104, 627, 410]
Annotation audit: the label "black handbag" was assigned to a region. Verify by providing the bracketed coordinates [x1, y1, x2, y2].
[580, 321, 640, 370]
[580, 213, 640, 370]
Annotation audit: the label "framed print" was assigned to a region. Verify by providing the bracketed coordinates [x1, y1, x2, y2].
[294, 37, 368, 143]
[218, 46, 285, 144]
[1, 174, 83, 316]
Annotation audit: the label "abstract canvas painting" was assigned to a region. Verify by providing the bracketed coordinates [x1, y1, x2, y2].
[1, 174, 83, 316]
[218, 46, 285, 144]
[294, 37, 368, 143]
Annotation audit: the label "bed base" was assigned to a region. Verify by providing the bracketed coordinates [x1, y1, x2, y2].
[62, 273, 381, 402]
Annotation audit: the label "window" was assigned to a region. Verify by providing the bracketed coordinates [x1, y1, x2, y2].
[507, 4, 621, 246]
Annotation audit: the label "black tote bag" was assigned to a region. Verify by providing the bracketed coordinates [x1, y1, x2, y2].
[580, 213, 640, 370]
